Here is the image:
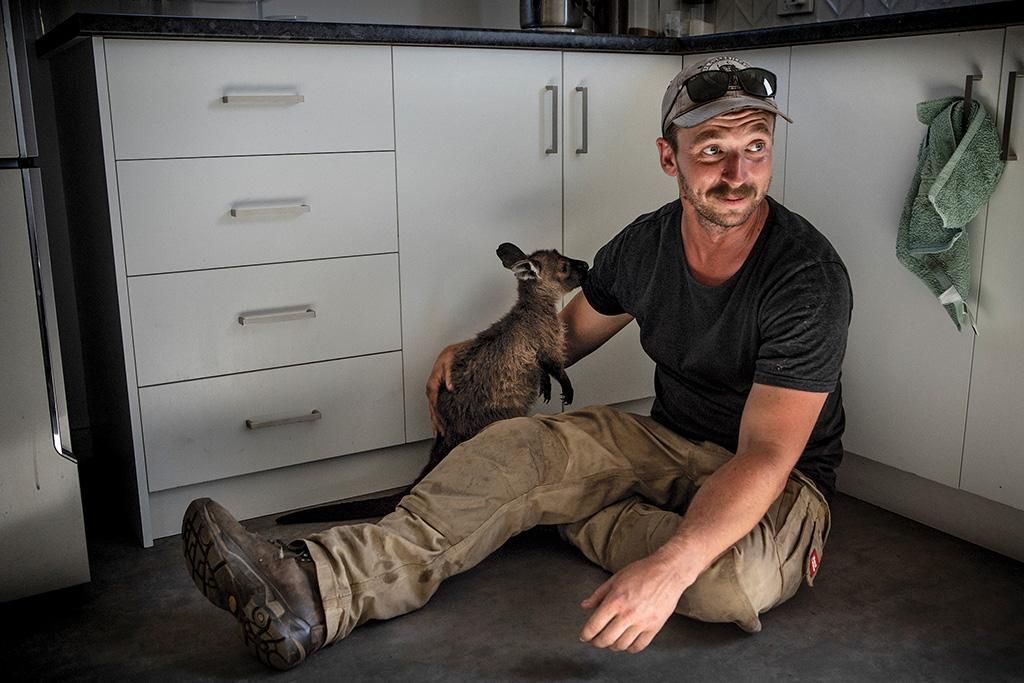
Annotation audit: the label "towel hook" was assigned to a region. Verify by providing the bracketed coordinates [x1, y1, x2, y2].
[963, 73, 982, 131]
[1000, 71, 1023, 162]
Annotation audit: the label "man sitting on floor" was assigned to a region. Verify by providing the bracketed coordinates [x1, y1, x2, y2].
[182, 55, 852, 671]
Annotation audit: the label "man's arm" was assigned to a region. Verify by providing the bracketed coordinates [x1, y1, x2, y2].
[560, 291, 633, 368]
[579, 383, 828, 653]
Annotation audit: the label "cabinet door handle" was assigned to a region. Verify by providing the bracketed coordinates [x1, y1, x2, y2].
[221, 94, 305, 105]
[245, 409, 322, 430]
[576, 86, 589, 154]
[545, 84, 559, 155]
[1000, 71, 1023, 162]
[230, 204, 311, 219]
[237, 307, 317, 325]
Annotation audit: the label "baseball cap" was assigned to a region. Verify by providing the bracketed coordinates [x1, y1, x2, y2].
[660, 55, 793, 134]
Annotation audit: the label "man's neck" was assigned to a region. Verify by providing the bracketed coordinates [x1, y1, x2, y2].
[680, 199, 768, 287]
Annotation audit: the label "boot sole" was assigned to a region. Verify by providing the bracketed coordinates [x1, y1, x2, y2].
[182, 498, 311, 670]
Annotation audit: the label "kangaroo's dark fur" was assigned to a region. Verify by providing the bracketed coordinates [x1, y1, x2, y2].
[276, 243, 589, 524]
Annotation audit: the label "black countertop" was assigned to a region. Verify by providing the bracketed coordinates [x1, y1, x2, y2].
[38, 1, 1024, 58]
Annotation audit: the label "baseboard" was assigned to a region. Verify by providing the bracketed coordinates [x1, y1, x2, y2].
[837, 451, 1024, 563]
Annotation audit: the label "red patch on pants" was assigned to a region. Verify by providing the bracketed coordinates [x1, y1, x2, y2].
[809, 549, 821, 578]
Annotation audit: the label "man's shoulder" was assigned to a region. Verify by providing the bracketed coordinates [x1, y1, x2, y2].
[765, 196, 846, 270]
[608, 199, 680, 250]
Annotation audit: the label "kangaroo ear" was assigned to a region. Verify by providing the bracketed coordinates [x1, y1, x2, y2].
[511, 259, 540, 281]
[497, 243, 528, 269]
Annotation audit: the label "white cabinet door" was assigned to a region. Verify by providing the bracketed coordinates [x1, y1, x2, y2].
[961, 27, 1024, 511]
[786, 31, 1005, 487]
[394, 47, 563, 441]
[562, 52, 680, 408]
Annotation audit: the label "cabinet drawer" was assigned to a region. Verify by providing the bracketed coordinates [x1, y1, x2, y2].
[117, 153, 398, 275]
[104, 39, 394, 159]
[129, 254, 401, 386]
[141, 352, 405, 491]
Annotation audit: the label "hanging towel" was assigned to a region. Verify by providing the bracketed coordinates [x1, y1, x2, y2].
[896, 96, 1005, 330]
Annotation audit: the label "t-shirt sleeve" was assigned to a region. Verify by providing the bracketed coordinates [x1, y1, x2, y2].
[754, 262, 852, 393]
[581, 231, 628, 316]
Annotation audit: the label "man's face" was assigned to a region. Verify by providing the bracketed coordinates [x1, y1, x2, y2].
[658, 109, 775, 230]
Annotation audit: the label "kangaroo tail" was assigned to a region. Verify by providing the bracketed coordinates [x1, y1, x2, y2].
[274, 490, 408, 524]
[275, 436, 454, 525]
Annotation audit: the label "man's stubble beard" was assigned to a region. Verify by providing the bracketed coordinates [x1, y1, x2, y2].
[679, 172, 769, 233]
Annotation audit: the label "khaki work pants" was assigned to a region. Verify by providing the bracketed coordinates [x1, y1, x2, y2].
[304, 405, 831, 644]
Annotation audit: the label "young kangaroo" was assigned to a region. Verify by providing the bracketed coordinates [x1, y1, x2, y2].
[276, 243, 589, 524]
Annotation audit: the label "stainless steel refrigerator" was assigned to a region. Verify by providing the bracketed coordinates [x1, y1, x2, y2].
[1, 0, 89, 601]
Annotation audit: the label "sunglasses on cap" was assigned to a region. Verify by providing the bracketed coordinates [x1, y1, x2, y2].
[682, 67, 778, 104]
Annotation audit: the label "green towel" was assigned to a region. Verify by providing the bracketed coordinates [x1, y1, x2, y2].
[897, 96, 1005, 330]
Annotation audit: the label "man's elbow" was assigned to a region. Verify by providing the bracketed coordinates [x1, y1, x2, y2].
[736, 444, 802, 497]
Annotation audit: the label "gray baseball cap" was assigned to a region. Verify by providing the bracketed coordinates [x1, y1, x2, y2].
[661, 55, 793, 134]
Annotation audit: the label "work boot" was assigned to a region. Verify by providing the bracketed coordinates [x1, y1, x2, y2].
[182, 498, 328, 670]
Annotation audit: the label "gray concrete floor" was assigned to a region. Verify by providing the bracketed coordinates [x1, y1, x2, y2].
[3, 493, 1023, 682]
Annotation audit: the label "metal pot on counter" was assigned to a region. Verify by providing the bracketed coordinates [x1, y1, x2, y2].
[519, 0, 586, 31]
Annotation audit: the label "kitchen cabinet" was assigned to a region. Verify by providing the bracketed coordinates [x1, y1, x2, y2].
[396, 47, 678, 441]
[55, 38, 416, 544]
[394, 46, 564, 442]
[961, 27, 1024, 511]
[785, 30, 1006, 488]
[562, 51, 679, 408]
[51, 25, 1024, 549]
[57, 37, 685, 544]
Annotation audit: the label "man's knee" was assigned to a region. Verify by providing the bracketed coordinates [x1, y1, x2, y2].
[682, 478, 830, 634]
[475, 415, 545, 444]
[425, 416, 562, 496]
[561, 498, 680, 574]
[677, 545, 771, 633]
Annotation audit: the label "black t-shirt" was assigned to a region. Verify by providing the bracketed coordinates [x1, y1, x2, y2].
[582, 196, 852, 498]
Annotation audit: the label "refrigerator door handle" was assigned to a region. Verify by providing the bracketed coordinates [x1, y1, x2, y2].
[23, 168, 74, 463]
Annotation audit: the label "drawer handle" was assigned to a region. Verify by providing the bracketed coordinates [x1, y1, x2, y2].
[245, 409, 322, 430]
[237, 307, 316, 326]
[230, 204, 311, 219]
[221, 94, 305, 105]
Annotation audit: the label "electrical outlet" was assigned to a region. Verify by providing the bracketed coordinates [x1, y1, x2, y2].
[778, 0, 814, 16]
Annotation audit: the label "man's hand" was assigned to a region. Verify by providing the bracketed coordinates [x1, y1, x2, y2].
[579, 552, 695, 653]
[425, 341, 469, 436]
